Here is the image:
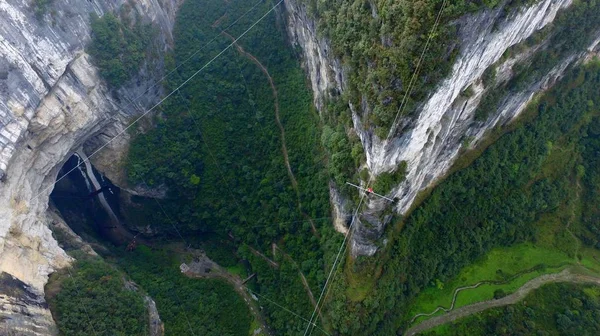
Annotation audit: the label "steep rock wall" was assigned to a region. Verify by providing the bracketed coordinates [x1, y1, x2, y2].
[284, 0, 345, 112]
[0, 0, 179, 334]
[284, 0, 350, 234]
[284, 0, 595, 256]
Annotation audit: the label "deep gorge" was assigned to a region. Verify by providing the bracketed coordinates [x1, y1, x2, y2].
[3, 0, 600, 335]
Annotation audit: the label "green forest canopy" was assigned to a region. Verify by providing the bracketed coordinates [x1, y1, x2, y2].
[48, 259, 149, 336]
[88, 10, 154, 88]
[112, 246, 251, 336]
[126, 0, 339, 334]
[88, 0, 600, 335]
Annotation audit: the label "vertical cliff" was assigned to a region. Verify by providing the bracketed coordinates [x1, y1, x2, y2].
[0, 0, 179, 334]
[284, 0, 600, 256]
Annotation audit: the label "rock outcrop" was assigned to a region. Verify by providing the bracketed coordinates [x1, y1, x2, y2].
[284, 0, 345, 112]
[0, 0, 179, 334]
[284, 0, 600, 256]
[0, 272, 57, 335]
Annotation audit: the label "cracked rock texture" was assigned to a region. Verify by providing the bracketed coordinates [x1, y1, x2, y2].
[284, 0, 600, 256]
[0, 0, 179, 334]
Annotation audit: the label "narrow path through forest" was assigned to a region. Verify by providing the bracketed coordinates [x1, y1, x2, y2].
[273, 243, 321, 320]
[248, 244, 279, 268]
[221, 31, 319, 237]
[566, 177, 582, 262]
[404, 268, 600, 335]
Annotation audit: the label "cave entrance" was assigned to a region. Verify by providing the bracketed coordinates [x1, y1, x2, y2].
[50, 153, 131, 246]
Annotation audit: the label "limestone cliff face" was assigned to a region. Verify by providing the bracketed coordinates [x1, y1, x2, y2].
[284, 0, 345, 113]
[284, 0, 599, 256]
[0, 0, 179, 334]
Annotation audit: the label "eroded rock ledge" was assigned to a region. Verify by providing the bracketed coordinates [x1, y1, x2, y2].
[0, 0, 179, 333]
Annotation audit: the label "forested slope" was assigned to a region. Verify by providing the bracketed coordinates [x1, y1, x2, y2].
[298, 0, 537, 134]
[324, 60, 600, 335]
[113, 1, 600, 335]
[126, 0, 338, 334]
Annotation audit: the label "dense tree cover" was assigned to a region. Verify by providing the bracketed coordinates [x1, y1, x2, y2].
[112, 246, 251, 336]
[475, 0, 600, 120]
[372, 161, 408, 194]
[324, 62, 600, 335]
[48, 258, 149, 336]
[299, 0, 536, 135]
[126, 0, 339, 333]
[320, 122, 364, 192]
[88, 9, 154, 88]
[580, 115, 600, 247]
[424, 283, 600, 335]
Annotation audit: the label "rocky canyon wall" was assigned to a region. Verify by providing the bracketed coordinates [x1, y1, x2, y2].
[0, 0, 179, 334]
[283, 0, 600, 256]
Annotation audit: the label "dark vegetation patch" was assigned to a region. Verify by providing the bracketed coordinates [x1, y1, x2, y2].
[111, 246, 251, 336]
[126, 0, 337, 333]
[88, 8, 155, 89]
[32, 0, 53, 19]
[46, 257, 149, 336]
[372, 161, 408, 195]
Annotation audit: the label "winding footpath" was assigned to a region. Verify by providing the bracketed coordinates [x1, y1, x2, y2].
[566, 178, 582, 263]
[273, 243, 321, 318]
[221, 31, 319, 236]
[404, 268, 600, 335]
[409, 263, 564, 323]
[248, 244, 279, 268]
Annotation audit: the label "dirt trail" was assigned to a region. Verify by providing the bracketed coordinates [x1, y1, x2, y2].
[212, 13, 228, 28]
[248, 245, 279, 268]
[222, 31, 319, 236]
[273, 243, 321, 319]
[182, 253, 272, 336]
[299, 272, 319, 311]
[409, 263, 561, 324]
[566, 177, 582, 263]
[404, 268, 600, 335]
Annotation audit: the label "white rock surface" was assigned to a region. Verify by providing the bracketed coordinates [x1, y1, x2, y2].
[284, 0, 345, 112]
[364, 0, 573, 198]
[285, 0, 599, 256]
[0, 0, 179, 334]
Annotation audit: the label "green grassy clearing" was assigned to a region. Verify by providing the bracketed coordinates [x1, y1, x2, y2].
[425, 282, 600, 335]
[227, 264, 246, 277]
[408, 243, 575, 324]
[408, 197, 600, 328]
